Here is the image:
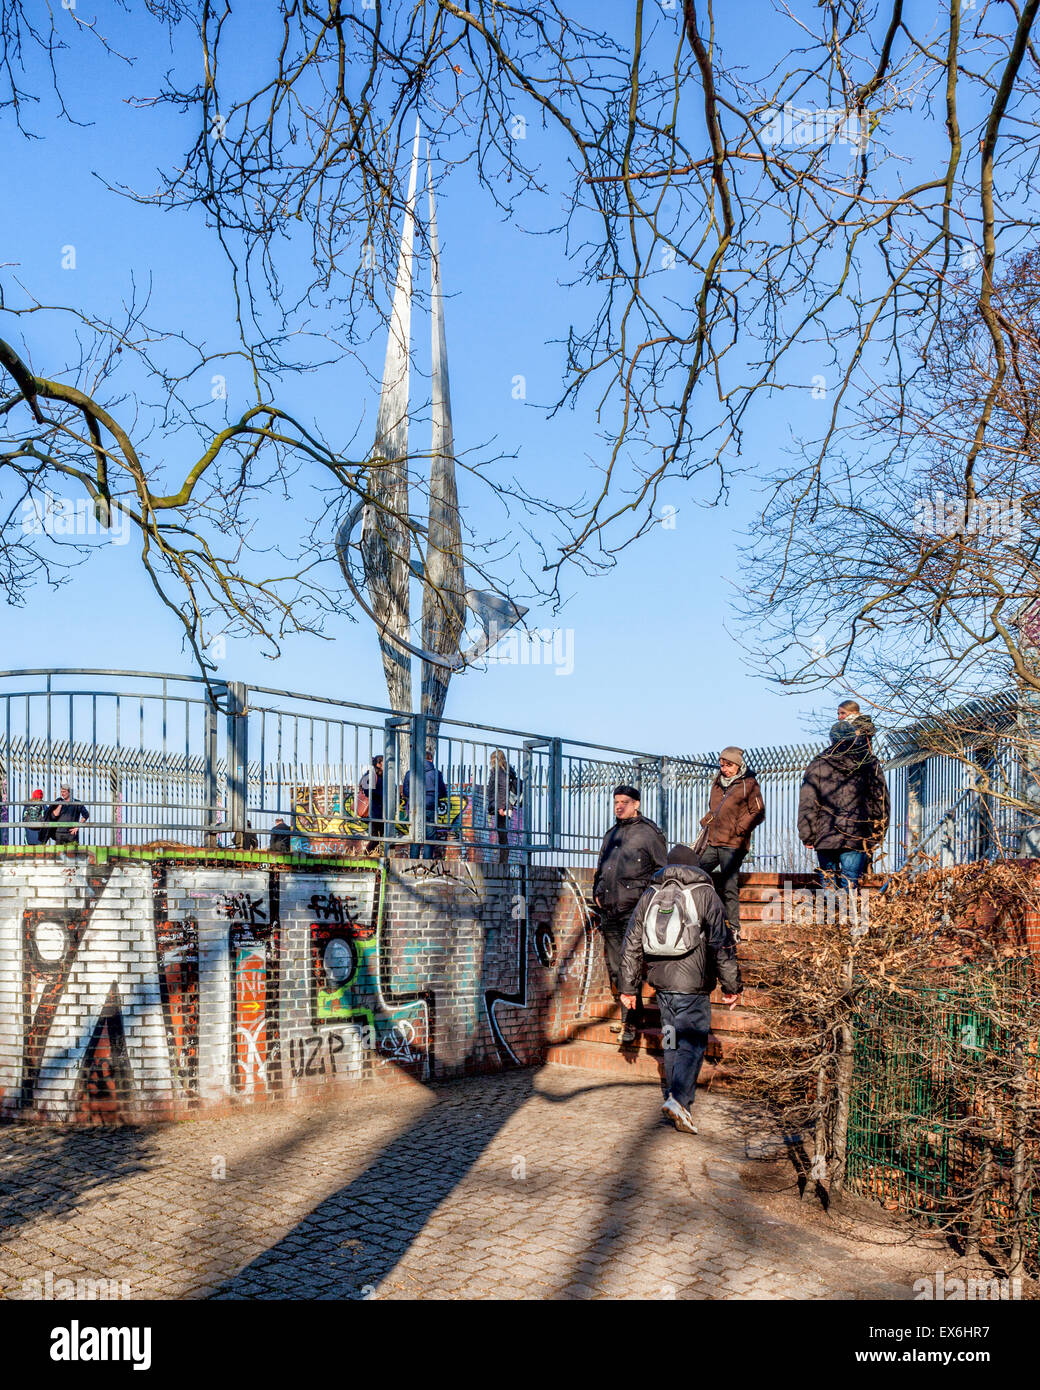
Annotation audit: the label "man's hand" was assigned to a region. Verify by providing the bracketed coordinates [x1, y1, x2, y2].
[721, 992, 741, 1010]
[594, 895, 601, 908]
[620, 994, 636, 1011]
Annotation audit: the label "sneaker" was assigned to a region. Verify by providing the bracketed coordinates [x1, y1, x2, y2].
[661, 1096, 698, 1135]
[609, 1020, 623, 1034]
[620, 1026, 637, 1044]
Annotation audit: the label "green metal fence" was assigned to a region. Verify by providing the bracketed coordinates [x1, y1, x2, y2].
[847, 960, 1040, 1273]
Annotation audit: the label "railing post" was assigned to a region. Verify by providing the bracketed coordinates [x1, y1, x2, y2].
[410, 712, 427, 845]
[226, 681, 248, 845]
[906, 759, 926, 862]
[940, 808, 955, 868]
[658, 756, 669, 841]
[548, 737, 563, 851]
[1017, 677, 1040, 855]
[383, 716, 405, 848]
[204, 689, 219, 849]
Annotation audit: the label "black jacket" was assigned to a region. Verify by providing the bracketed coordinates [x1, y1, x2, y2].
[485, 765, 519, 818]
[593, 813, 667, 916]
[618, 865, 742, 996]
[797, 735, 889, 851]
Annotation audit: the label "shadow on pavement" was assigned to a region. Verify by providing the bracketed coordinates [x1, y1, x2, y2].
[206, 1071, 540, 1299]
[0, 1124, 157, 1243]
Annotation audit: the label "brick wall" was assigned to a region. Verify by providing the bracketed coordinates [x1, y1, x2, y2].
[0, 853, 609, 1125]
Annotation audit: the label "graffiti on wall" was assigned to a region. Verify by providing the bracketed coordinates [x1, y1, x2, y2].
[0, 860, 588, 1123]
[0, 863, 428, 1119]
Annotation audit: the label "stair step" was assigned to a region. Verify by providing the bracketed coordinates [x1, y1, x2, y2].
[546, 1035, 750, 1082]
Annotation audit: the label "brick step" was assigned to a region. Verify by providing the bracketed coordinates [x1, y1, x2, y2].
[734, 923, 810, 942]
[545, 1035, 751, 1082]
[738, 872, 817, 886]
[571, 1011, 768, 1051]
[591, 987, 769, 1021]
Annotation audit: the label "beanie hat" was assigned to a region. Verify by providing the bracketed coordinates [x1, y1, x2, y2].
[30, 789, 43, 799]
[667, 844, 699, 867]
[830, 720, 858, 744]
[719, 746, 744, 764]
[613, 784, 640, 801]
[851, 714, 876, 738]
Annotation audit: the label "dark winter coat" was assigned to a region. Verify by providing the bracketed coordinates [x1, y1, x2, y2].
[701, 770, 765, 849]
[45, 799, 88, 845]
[618, 865, 742, 997]
[592, 813, 668, 917]
[485, 764, 519, 818]
[402, 759, 448, 818]
[359, 764, 384, 819]
[797, 735, 889, 851]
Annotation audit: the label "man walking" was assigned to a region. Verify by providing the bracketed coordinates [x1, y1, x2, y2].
[695, 745, 764, 941]
[798, 720, 889, 890]
[593, 784, 667, 1043]
[45, 784, 89, 846]
[619, 844, 742, 1135]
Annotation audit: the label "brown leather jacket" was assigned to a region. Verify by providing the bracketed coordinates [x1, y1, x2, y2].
[700, 770, 765, 849]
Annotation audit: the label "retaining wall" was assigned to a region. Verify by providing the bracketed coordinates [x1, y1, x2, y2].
[0, 852, 606, 1124]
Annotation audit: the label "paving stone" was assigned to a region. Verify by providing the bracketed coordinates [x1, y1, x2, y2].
[0, 1066, 983, 1302]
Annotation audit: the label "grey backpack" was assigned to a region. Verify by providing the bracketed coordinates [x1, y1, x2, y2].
[641, 881, 703, 957]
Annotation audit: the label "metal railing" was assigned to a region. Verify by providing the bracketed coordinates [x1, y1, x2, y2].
[0, 669, 1028, 869]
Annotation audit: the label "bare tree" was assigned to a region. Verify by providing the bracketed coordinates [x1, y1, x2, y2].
[5, 2, 1040, 681]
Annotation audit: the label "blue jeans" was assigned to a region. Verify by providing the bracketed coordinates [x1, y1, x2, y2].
[409, 829, 445, 860]
[655, 991, 711, 1110]
[815, 849, 868, 890]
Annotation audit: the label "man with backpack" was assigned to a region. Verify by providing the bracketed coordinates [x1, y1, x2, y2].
[619, 844, 742, 1135]
[593, 784, 667, 1043]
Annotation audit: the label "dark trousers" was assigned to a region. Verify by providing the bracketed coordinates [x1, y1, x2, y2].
[494, 811, 509, 865]
[656, 991, 711, 1109]
[600, 912, 641, 1025]
[695, 843, 746, 934]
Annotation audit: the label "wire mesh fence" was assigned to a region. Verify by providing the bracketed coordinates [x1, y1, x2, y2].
[847, 961, 1040, 1274]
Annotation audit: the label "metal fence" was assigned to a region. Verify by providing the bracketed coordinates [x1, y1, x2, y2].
[0, 669, 1028, 868]
[847, 962, 1040, 1275]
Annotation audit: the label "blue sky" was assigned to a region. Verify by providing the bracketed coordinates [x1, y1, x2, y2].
[0, 3, 877, 757]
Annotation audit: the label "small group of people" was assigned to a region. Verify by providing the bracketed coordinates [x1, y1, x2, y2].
[20, 785, 90, 845]
[355, 747, 518, 862]
[591, 699, 890, 1138]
